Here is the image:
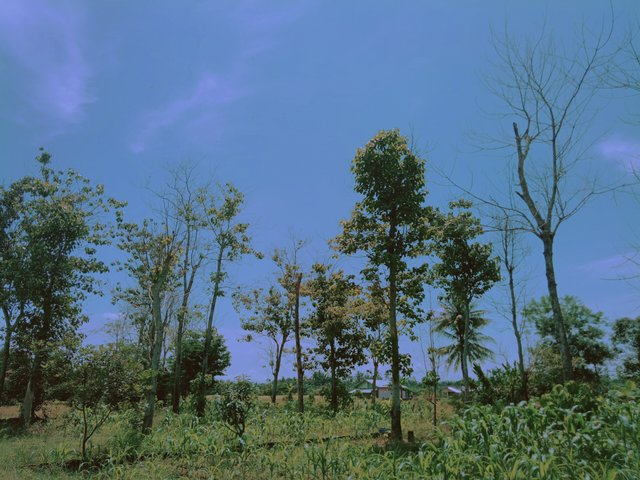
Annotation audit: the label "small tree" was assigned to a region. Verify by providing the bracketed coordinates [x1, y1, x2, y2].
[234, 286, 292, 404]
[306, 263, 365, 413]
[612, 316, 640, 381]
[170, 329, 230, 398]
[335, 129, 430, 440]
[524, 295, 614, 382]
[68, 344, 144, 460]
[215, 377, 255, 448]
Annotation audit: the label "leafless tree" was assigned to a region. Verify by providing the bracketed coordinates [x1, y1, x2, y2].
[479, 22, 615, 381]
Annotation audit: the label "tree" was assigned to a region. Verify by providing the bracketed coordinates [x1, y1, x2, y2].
[487, 25, 613, 381]
[524, 295, 614, 382]
[195, 184, 259, 417]
[434, 298, 494, 376]
[170, 329, 230, 398]
[0, 180, 29, 402]
[67, 344, 144, 459]
[234, 285, 292, 404]
[612, 316, 640, 380]
[0, 151, 122, 425]
[495, 214, 529, 400]
[306, 263, 365, 413]
[335, 129, 430, 440]
[117, 218, 181, 433]
[359, 279, 389, 405]
[273, 240, 306, 413]
[214, 377, 255, 448]
[163, 166, 209, 413]
[429, 200, 500, 401]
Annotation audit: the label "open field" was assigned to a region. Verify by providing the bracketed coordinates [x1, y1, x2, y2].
[1, 385, 639, 479]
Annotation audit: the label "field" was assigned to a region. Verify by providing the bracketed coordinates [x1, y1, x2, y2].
[1, 384, 638, 479]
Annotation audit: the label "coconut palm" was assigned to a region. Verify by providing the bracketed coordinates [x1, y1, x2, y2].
[434, 298, 493, 373]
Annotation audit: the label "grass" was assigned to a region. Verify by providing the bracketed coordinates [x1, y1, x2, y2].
[0, 385, 638, 479]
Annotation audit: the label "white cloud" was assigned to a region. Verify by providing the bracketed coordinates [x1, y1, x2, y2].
[0, 0, 94, 126]
[598, 136, 640, 173]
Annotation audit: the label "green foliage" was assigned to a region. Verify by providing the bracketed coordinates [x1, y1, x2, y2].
[613, 316, 640, 380]
[525, 295, 614, 383]
[214, 377, 256, 443]
[169, 329, 230, 397]
[66, 344, 145, 458]
[0, 150, 123, 419]
[472, 362, 523, 407]
[434, 299, 493, 370]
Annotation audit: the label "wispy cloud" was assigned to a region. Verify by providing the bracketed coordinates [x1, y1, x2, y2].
[0, 0, 94, 128]
[598, 136, 640, 173]
[129, 2, 309, 153]
[131, 73, 246, 154]
[579, 251, 639, 280]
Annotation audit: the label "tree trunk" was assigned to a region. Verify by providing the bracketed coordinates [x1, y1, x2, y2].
[371, 360, 378, 405]
[461, 302, 471, 403]
[507, 265, 528, 400]
[196, 247, 224, 417]
[271, 339, 285, 404]
[330, 339, 337, 414]
[293, 273, 304, 414]
[142, 284, 163, 433]
[388, 225, 402, 441]
[171, 309, 185, 413]
[542, 234, 572, 381]
[0, 321, 11, 401]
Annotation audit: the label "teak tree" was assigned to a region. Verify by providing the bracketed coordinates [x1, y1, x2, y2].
[306, 263, 365, 413]
[335, 129, 430, 441]
[234, 285, 292, 404]
[194, 184, 259, 417]
[429, 200, 500, 401]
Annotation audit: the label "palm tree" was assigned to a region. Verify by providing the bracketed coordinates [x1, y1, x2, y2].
[434, 298, 493, 375]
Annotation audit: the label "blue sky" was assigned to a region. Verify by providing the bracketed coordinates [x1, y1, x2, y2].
[1, 0, 639, 382]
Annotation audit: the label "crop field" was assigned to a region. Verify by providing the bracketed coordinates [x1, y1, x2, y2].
[0, 385, 638, 480]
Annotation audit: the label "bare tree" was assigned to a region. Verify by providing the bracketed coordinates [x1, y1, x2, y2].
[482, 23, 614, 380]
[494, 213, 529, 400]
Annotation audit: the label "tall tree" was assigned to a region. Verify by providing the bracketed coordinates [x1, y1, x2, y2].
[194, 184, 259, 417]
[335, 129, 430, 441]
[2, 151, 121, 425]
[0, 181, 29, 402]
[117, 218, 181, 433]
[306, 263, 365, 413]
[429, 200, 500, 401]
[273, 240, 306, 413]
[495, 214, 529, 400]
[234, 285, 292, 404]
[487, 25, 613, 381]
[162, 166, 209, 413]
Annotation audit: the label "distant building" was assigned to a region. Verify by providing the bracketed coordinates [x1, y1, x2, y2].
[442, 385, 463, 397]
[349, 379, 414, 400]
